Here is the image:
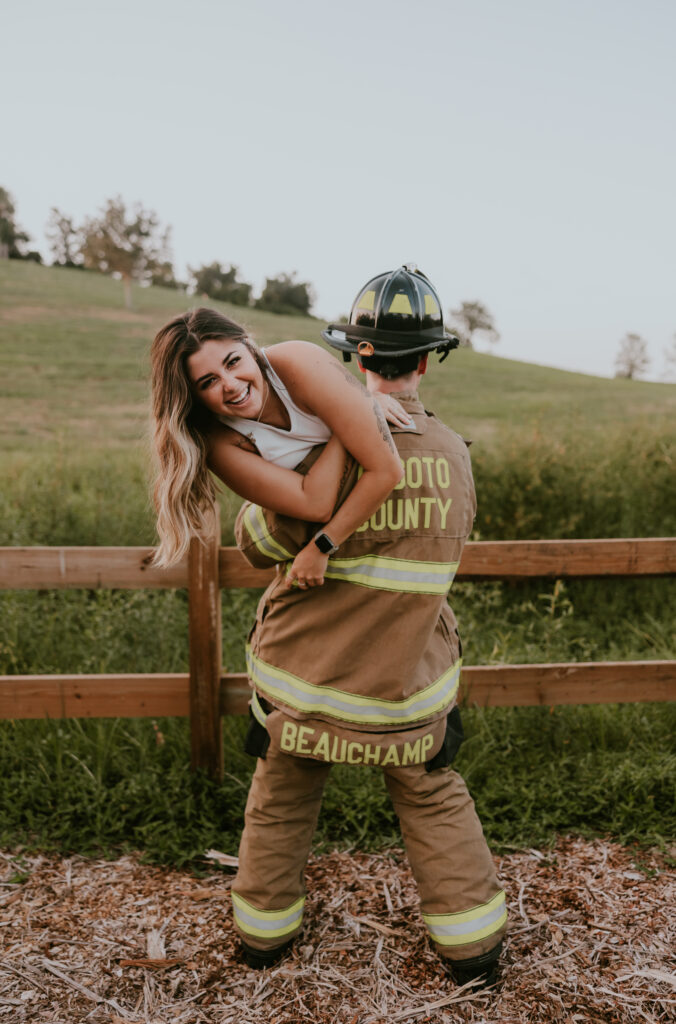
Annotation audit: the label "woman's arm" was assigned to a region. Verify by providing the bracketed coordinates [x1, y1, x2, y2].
[270, 342, 403, 533]
[207, 427, 347, 523]
[267, 343, 404, 586]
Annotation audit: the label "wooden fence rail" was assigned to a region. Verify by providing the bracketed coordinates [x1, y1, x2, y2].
[1, 537, 675, 779]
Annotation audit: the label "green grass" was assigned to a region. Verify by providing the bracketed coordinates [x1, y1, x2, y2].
[0, 259, 674, 866]
[1, 573, 673, 866]
[1, 704, 673, 868]
[1, 421, 673, 549]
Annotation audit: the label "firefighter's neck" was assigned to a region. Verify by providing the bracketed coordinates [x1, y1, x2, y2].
[362, 353, 428, 396]
[364, 366, 425, 397]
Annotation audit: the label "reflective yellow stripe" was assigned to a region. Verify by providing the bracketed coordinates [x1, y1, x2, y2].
[357, 289, 375, 311]
[250, 690, 268, 728]
[388, 293, 413, 314]
[324, 554, 458, 595]
[243, 504, 293, 563]
[231, 892, 304, 940]
[423, 891, 507, 947]
[247, 646, 461, 726]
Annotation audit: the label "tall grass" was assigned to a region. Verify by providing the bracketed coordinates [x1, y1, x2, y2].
[1, 704, 673, 867]
[1, 423, 674, 864]
[1, 421, 674, 547]
[471, 422, 676, 540]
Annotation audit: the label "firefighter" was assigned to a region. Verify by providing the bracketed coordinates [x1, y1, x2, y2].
[231, 266, 507, 986]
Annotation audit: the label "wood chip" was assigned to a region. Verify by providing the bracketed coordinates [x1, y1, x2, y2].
[616, 968, 676, 988]
[119, 958, 184, 969]
[204, 849, 239, 867]
[0, 836, 672, 1022]
[40, 958, 130, 1016]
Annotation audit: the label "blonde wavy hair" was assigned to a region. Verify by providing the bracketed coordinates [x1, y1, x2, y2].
[150, 307, 265, 566]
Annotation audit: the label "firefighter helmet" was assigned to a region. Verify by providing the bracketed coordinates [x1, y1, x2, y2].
[322, 264, 459, 361]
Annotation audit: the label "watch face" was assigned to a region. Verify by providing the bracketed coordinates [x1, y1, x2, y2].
[314, 532, 336, 554]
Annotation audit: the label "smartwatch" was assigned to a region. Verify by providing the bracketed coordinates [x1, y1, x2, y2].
[313, 531, 339, 555]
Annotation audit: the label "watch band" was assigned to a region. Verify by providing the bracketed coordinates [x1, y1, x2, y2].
[313, 531, 339, 555]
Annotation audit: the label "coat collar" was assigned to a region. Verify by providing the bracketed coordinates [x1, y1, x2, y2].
[387, 391, 427, 435]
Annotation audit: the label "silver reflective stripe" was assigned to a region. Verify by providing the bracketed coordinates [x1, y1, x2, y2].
[324, 554, 458, 595]
[247, 646, 461, 726]
[250, 690, 268, 728]
[423, 891, 507, 946]
[231, 892, 304, 940]
[243, 504, 293, 563]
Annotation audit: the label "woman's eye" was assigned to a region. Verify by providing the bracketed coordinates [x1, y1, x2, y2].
[200, 377, 215, 390]
[226, 357, 240, 369]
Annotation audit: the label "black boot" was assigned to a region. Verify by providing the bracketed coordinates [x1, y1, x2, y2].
[240, 938, 294, 970]
[447, 941, 502, 988]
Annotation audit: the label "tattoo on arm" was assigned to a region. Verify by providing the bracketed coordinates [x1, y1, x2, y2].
[235, 436, 259, 454]
[338, 454, 352, 495]
[372, 399, 396, 453]
[329, 360, 395, 453]
[331, 360, 366, 391]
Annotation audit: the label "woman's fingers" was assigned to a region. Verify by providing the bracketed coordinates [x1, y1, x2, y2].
[285, 574, 324, 589]
[377, 394, 414, 428]
[286, 542, 330, 589]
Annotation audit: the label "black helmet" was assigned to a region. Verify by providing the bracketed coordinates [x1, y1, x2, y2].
[322, 264, 459, 362]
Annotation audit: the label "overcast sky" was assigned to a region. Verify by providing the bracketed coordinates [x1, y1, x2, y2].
[4, 0, 675, 379]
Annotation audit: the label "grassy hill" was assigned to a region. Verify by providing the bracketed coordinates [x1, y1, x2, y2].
[1, 259, 674, 455]
[1, 260, 674, 861]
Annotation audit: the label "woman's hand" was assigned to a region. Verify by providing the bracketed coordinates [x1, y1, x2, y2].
[284, 541, 330, 589]
[373, 392, 414, 429]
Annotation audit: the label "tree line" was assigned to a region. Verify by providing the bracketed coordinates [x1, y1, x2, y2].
[1, 187, 314, 317]
[3, 186, 672, 377]
[0, 187, 500, 339]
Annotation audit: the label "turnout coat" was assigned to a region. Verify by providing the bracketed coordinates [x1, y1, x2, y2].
[235, 392, 477, 768]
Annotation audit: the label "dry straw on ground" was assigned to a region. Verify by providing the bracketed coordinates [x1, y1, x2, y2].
[1, 837, 674, 1023]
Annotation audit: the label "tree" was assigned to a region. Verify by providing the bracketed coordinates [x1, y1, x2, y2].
[661, 333, 676, 380]
[447, 300, 499, 349]
[0, 187, 30, 259]
[79, 196, 172, 308]
[255, 272, 313, 316]
[614, 332, 650, 380]
[189, 261, 252, 305]
[45, 207, 82, 267]
[151, 260, 183, 290]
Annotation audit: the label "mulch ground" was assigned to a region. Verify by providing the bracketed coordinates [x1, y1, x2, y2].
[1, 836, 674, 1023]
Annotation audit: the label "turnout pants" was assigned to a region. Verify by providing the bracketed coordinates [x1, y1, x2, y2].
[231, 745, 507, 963]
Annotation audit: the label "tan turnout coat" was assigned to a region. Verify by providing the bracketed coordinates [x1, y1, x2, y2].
[235, 392, 476, 767]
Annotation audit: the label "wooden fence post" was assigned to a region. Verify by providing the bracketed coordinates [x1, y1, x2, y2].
[188, 507, 223, 779]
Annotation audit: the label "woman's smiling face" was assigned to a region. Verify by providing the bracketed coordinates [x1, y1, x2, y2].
[187, 339, 266, 419]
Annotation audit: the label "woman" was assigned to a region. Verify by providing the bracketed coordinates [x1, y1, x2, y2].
[150, 308, 406, 587]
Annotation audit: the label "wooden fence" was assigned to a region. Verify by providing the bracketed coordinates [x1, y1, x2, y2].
[1, 536, 675, 779]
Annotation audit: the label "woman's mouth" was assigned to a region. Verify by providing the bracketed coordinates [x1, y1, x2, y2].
[226, 384, 251, 408]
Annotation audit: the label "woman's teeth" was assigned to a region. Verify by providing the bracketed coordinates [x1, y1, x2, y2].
[229, 385, 250, 406]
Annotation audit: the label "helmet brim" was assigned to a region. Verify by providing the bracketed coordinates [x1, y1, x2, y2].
[322, 325, 460, 357]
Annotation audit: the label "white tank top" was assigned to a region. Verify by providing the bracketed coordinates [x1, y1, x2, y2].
[219, 350, 331, 469]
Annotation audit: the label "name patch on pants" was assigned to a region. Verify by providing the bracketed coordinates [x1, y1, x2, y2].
[278, 719, 435, 766]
